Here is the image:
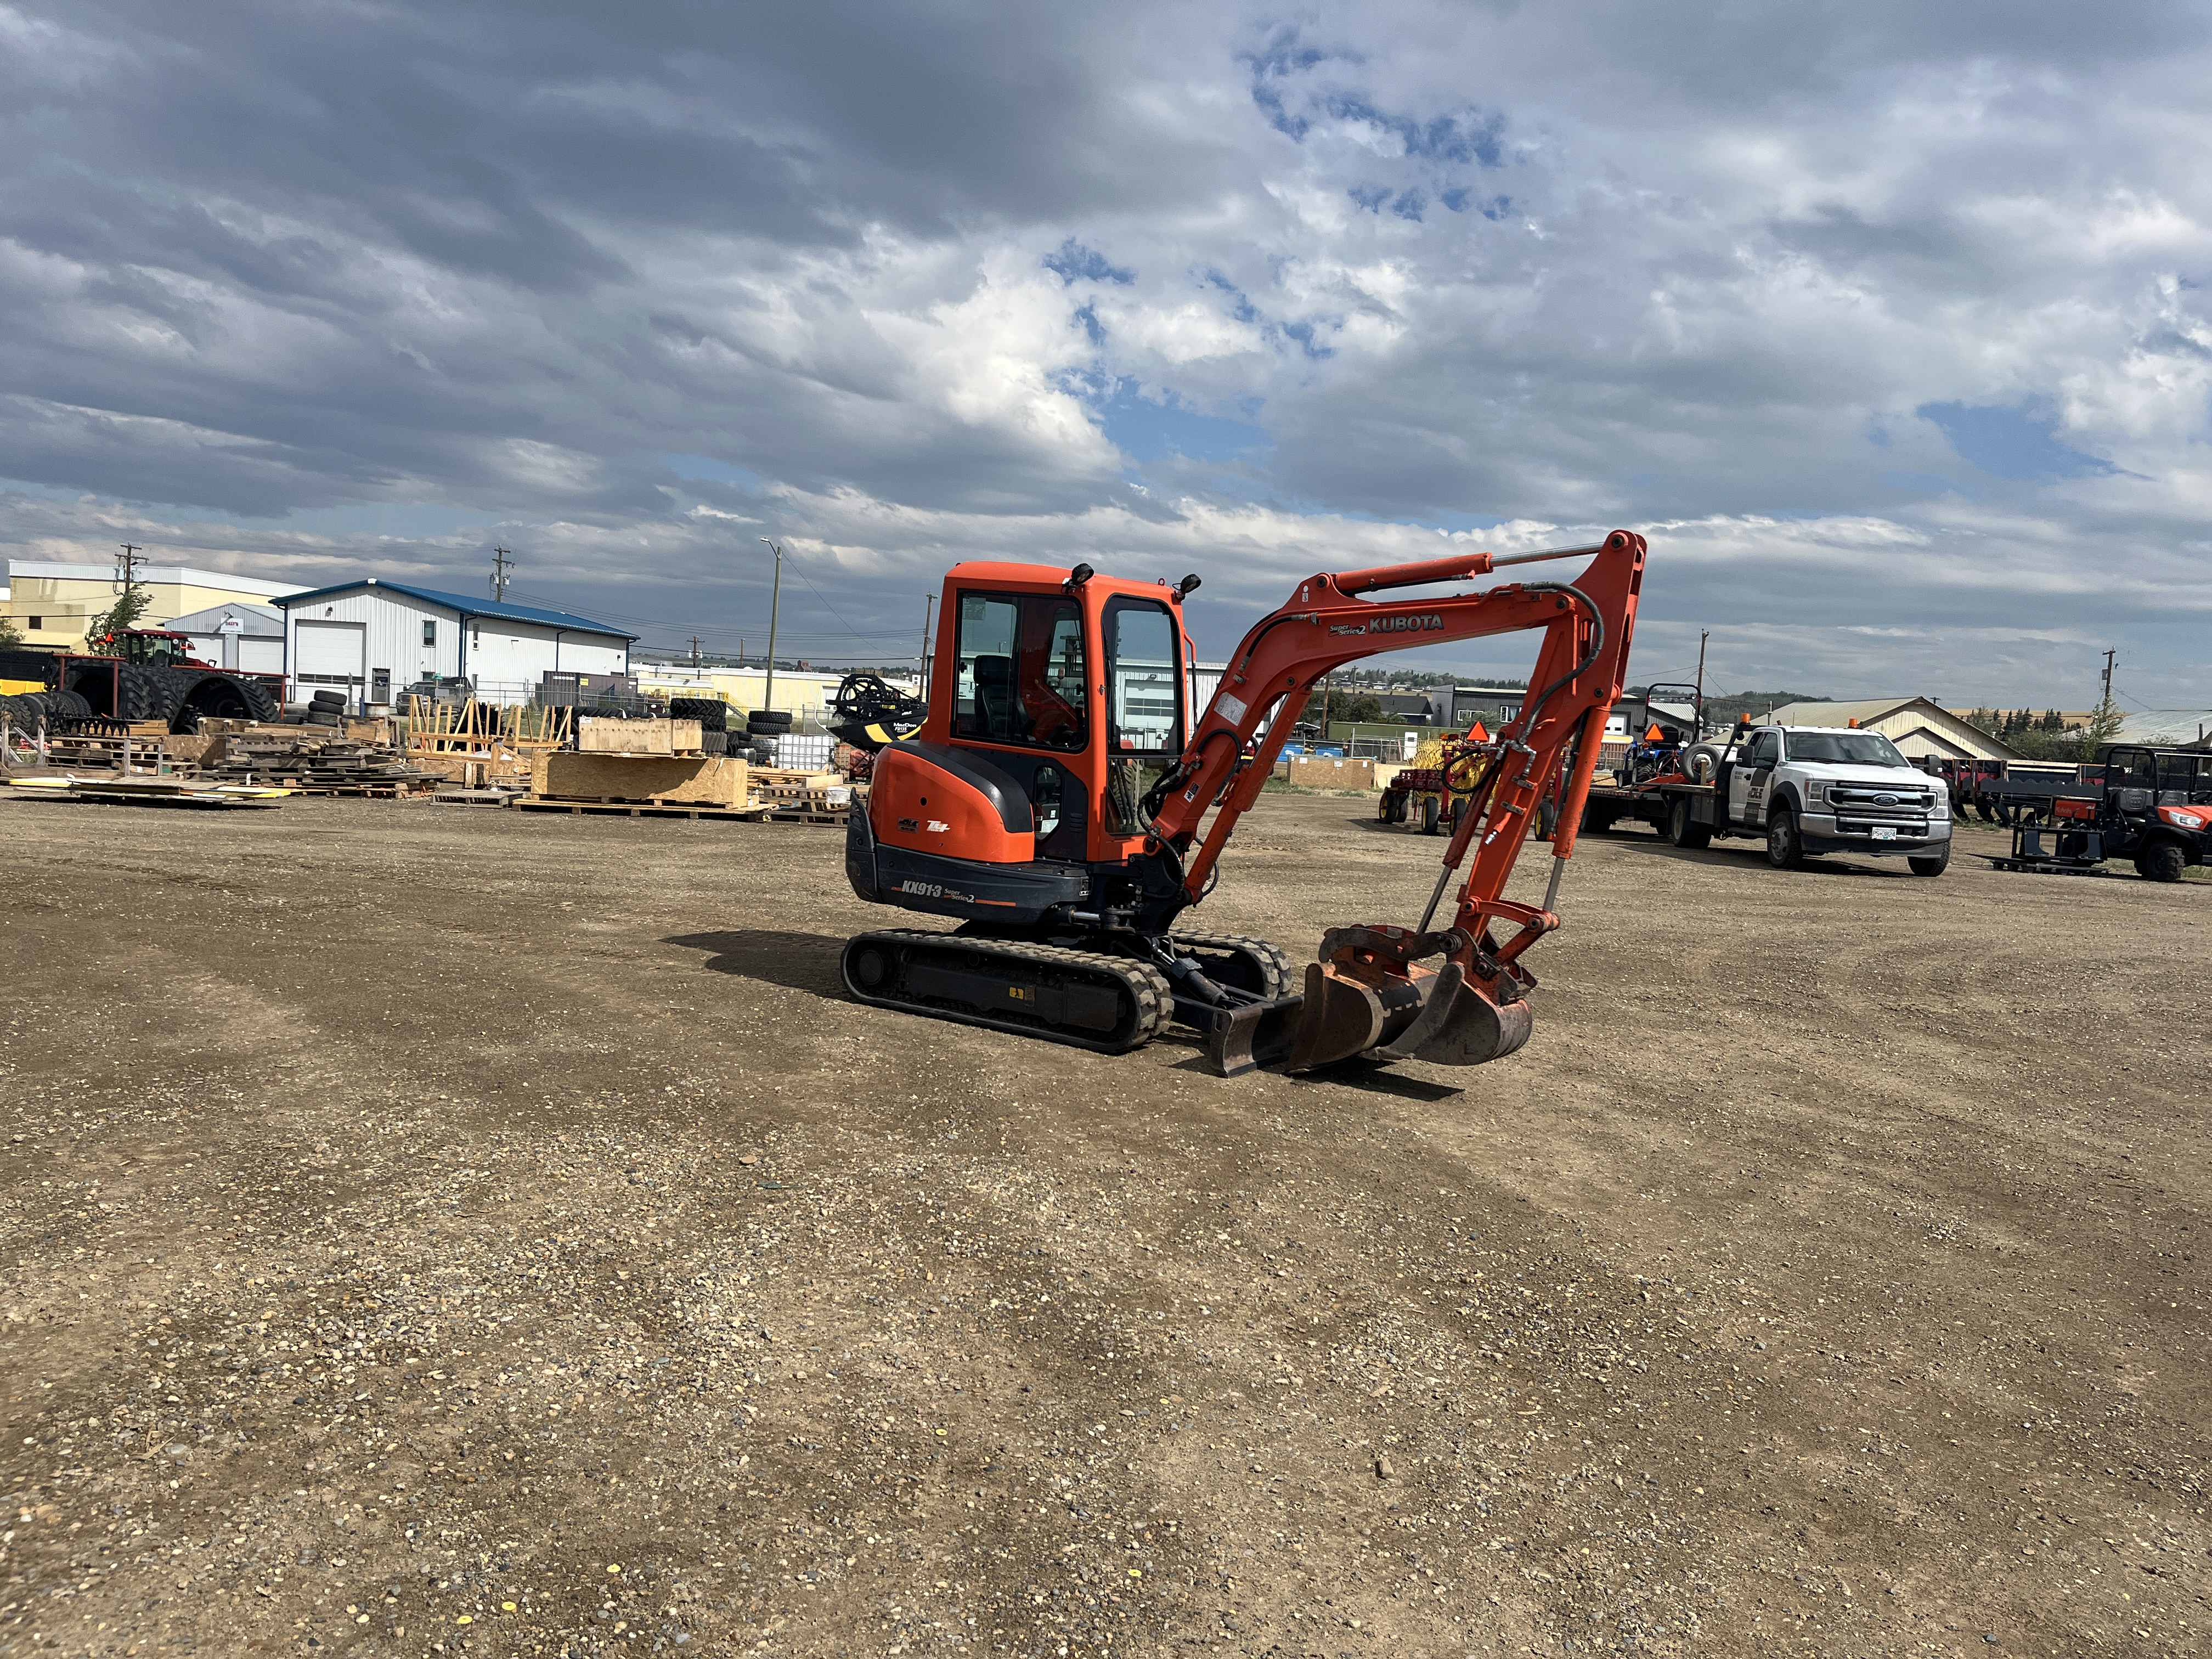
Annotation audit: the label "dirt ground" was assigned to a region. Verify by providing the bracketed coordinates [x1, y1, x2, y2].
[0, 791, 2204, 1659]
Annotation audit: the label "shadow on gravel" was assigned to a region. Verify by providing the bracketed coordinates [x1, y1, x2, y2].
[664, 929, 847, 997]
[1166, 1046, 1463, 1100]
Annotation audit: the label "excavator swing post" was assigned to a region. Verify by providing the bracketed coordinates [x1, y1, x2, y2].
[839, 531, 1645, 1076]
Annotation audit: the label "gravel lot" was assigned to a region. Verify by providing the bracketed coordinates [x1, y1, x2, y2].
[0, 792, 2203, 1659]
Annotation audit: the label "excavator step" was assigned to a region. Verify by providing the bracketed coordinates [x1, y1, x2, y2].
[841, 929, 1172, 1055]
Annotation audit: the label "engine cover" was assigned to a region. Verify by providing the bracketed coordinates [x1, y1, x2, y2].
[870, 741, 1035, 865]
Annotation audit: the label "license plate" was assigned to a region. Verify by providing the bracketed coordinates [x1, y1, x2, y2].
[1871, 826, 1897, 840]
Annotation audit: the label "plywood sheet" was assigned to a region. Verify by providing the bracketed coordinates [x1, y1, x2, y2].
[577, 718, 703, 755]
[538, 751, 747, 806]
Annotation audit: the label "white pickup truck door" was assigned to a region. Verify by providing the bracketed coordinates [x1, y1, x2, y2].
[1729, 730, 1781, 826]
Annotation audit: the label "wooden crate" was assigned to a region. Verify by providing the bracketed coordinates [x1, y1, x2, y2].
[577, 717, 703, 756]
[537, 751, 747, 807]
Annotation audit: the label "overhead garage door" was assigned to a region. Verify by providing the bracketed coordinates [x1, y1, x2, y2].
[295, 620, 365, 697]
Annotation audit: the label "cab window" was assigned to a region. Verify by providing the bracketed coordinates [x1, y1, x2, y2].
[1741, 730, 1780, 768]
[1102, 598, 1181, 752]
[952, 592, 1087, 751]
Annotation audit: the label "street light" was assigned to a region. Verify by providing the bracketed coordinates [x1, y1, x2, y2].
[759, 538, 784, 715]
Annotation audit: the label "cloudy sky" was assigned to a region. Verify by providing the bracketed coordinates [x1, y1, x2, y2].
[4, 1, 2208, 706]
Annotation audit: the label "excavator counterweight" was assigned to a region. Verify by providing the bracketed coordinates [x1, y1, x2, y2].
[836, 532, 1645, 1075]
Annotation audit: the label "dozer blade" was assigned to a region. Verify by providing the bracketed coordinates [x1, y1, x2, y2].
[1287, 959, 1533, 1073]
[1201, 994, 1306, 1079]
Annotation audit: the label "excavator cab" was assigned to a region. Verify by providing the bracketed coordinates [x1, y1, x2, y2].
[850, 563, 1199, 921]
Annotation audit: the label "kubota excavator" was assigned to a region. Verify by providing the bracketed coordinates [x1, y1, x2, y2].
[840, 529, 1646, 1075]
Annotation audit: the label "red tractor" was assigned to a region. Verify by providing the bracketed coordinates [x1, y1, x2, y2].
[0, 629, 281, 732]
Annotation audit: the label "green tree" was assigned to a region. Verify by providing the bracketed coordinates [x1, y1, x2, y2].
[0, 612, 21, 648]
[83, 582, 153, 650]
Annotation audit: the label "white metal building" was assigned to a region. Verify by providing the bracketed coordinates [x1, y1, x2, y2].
[275, 579, 636, 710]
[166, 600, 286, 676]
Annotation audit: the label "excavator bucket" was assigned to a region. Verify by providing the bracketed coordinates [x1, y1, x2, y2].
[1286, 959, 1532, 1073]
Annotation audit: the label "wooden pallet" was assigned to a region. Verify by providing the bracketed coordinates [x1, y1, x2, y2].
[432, 787, 526, 807]
[751, 808, 848, 826]
[516, 797, 757, 821]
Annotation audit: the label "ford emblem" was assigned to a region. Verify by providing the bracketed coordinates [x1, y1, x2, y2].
[1875, 793, 1897, 806]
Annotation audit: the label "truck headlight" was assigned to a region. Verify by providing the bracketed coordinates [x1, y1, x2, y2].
[1805, 781, 1827, 804]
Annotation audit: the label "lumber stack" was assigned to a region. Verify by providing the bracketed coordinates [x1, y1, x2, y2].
[200, 731, 442, 793]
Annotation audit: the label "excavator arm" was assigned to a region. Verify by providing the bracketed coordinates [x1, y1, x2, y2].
[1148, 529, 1646, 1074]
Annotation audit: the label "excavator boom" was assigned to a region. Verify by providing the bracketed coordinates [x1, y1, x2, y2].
[1140, 529, 1645, 1072]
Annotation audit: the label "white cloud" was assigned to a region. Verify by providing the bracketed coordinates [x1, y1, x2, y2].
[1, 0, 2207, 702]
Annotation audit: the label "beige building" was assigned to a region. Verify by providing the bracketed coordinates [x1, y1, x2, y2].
[1761, 697, 2019, 761]
[4, 560, 303, 650]
[635, 665, 905, 725]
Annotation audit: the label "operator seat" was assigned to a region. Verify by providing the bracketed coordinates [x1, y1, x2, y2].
[973, 655, 1025, 743]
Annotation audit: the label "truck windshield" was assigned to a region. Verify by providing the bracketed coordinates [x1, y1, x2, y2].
[1786, 732, 1907, 768]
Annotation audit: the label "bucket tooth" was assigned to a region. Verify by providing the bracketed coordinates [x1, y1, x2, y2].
[1202, 995, 1305, 1079]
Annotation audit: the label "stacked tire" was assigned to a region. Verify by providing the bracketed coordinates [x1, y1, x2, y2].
[746, 709, 791, 765]
[669, 697, 728, 732]
[305, 689, 347, 727]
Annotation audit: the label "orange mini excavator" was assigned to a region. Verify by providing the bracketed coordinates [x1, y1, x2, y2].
[840, 531, 1645, 1076]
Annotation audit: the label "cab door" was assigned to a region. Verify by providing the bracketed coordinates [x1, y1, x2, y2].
[1728, 729, 1781, 826]
[1090, 594, 1188, 859]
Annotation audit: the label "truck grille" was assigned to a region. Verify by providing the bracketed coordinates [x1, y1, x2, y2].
[1829, 784, 1936, 818]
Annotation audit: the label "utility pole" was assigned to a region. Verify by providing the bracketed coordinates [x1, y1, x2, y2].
[490, 546, 515, 602]
[759, 539, 785, 715]
[2101, 648, 2117, 709]
[689, 635, 703, 670]
[1693, 629, 1709, 735]
[115, 543, 143, 592]
[918, 593, 935, 697]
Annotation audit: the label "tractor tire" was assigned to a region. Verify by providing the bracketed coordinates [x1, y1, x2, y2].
[1908, 845, 1951, 877]
[1374, 792, 1395, 823]
[747, 710, 793, 735]
[1420, 794, 1441, 835]
[2136, 842, 2187, 883]
[702, 730, 728, 755]
[1764, 806, 1806, 870]
[110, 665, 185, 726]
[1667, 795, 1711, 849]
[1537, 798, 1559, 840]
[172, 675, 262, 733]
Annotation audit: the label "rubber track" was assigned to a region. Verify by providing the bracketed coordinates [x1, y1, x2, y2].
[1170, 931, 1296, 1001]
[844, 929, 1173, 1054]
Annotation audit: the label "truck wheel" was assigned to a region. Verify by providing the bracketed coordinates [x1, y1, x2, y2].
[1375, 792, 1396, 823]
[1683, 743, 1723, 785]
[1764, 806, 1805, 870]
[2136, 842, 2187, 883]
[1420, 795, 1440, 835]
[1908, 845, 1951, 877]
[1667, 797, 1711, 850]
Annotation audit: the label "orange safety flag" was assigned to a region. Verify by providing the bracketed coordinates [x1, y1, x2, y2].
[1644, 723, 1666, 742]
[1465, 720, 1490, 742]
